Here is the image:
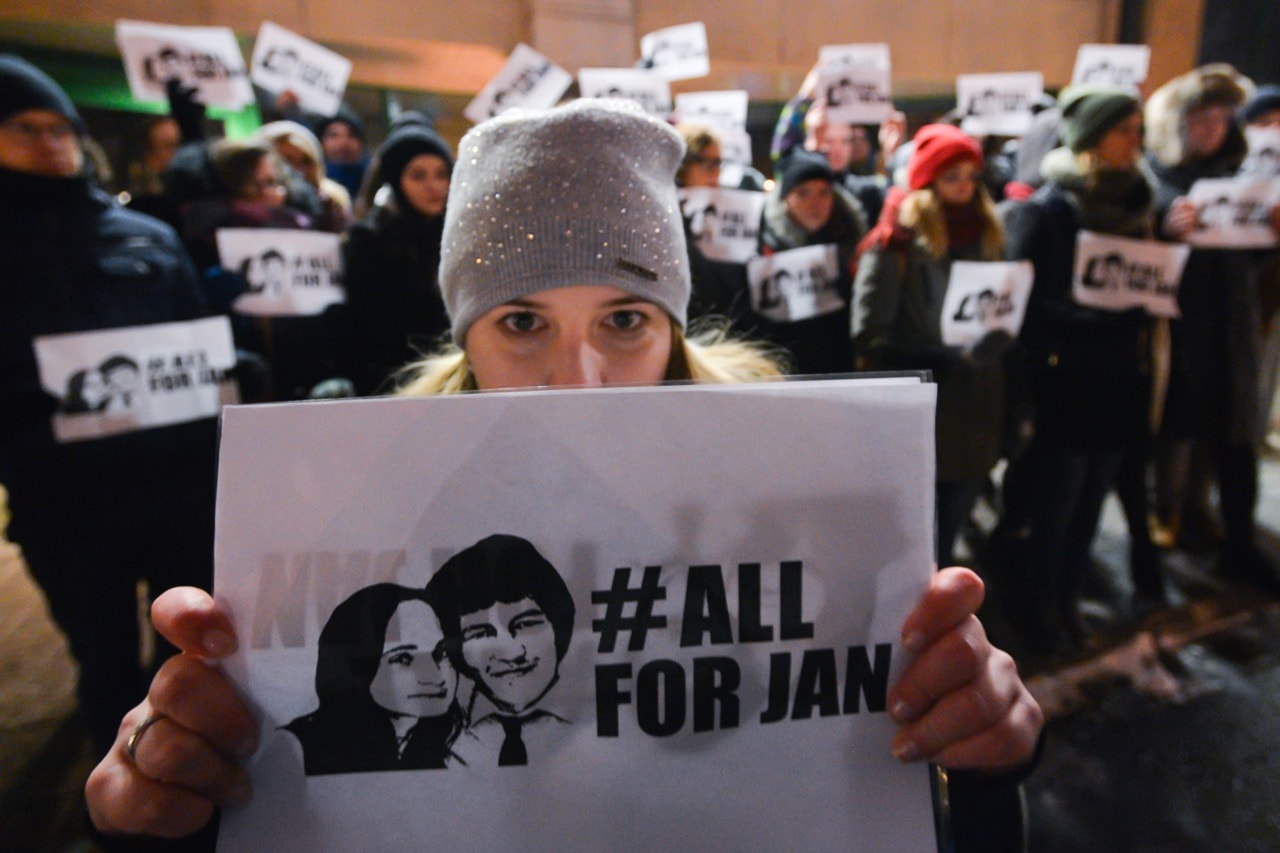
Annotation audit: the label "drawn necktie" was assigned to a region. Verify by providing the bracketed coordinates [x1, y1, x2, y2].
[498, 715, 528, 766]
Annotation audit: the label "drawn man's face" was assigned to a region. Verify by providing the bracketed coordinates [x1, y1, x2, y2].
[104, 363, 141, 397]
[261, 255, 288, 292]
[368, 601, 456, 719]
[459, 597, 558, 714]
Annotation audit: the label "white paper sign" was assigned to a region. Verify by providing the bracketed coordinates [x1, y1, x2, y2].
[940, 261, 1035, 348]
[216, 229, 346, 317]
[817, 65, 894, 125]
[679, 187, 765, 263]
[115, 20, 254, 110]
[674, 90, 749, 132]
[1241, 127, 1280, 178]
[34, 317, 236, 443]
[1184, 177, 1280, 249]
[746, 245, 843, 322]
[1071, 44, 1151, 89]
[1072, 231, 1190, 318]
[578, 69, 673, 117]
[639, 22, 710, 81]
[957, 72, 1044, 137]
[213, 378, 939, 852]
[250, 22, 351, 118]
[818, 44, 892, 72]
[464, 44, 573, 125]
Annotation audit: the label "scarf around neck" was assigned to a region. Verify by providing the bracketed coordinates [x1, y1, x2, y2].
[1040, 146, 1155, 238]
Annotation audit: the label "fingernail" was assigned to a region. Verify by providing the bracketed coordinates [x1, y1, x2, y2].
[902, 631, 925, 654]
[225, 774, 252, 807]
[890, 699, 915, 722]
[202, 629, 237, 657]
[892, 737, 922, 763]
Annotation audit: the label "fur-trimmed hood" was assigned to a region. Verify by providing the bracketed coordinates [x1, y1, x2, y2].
[1144, 63, 1253, 169]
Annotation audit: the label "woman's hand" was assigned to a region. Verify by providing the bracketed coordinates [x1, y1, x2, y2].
[1163, 197, 1200, 241]
[85, 587, 258, 839]
[887, 568, 1043, 774]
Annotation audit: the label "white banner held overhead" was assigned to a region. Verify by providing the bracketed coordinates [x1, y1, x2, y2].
[578, 68, 673, 117]
[673, 90, 749, 132]
[940, 261, 1035, 349]
[1241, 127, 1280, 178]
[817, 43, 892, 72]
[1071, 44, 1151, 90]
[639, 22, 710, 81]
[250, 22, 351, 118]
[816, 65, 894, 125]
[957, 72, 1043, 137]
[213, 377, 939, 852]
[1072, 230, 1190, 318]
[746, 244, 843, 323]
[115, 20, 254, 110]
[1185, 177, 1280, 248]
[34, 317, 236, 443]
[216, 229, 346, 317]
[464, 44, 573, 125]
[679, 187, 765, 263]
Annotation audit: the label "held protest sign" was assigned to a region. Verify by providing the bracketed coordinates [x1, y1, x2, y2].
[464, 44, 572, 125]
[216, 229, 345, 317]
[1072, 230, 1190, 318]
[34, 317, 236, 443]
[957, 72, 1043, 137]
[1071, 44, 1150, 90]
[940, 261, 1035, 349]
[746, 245, 843, 322]
[639, 22, 710, 81]
[678, 187, 764, 263]
[578, 68, 672, 118]
[250, 22, 351, 118]
[815, 44, 894, 125]
[1186, 177, 1280, 248]
[115, 20, 254, 110]
[673, 90, 749, 133]
[213, 378, 940, 851]
[1242, 127, 1280, 178]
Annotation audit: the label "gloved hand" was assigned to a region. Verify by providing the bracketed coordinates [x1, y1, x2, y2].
[165, 77, 207, 143]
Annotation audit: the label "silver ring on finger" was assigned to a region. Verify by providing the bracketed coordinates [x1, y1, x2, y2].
[126, 712, 169, 763]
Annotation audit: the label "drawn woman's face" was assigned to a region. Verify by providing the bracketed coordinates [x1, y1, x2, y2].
[79, 369, 110, 408]
[368, 600, 456, 718]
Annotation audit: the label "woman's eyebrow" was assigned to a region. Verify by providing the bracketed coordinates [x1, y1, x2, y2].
[382, 643, 419, 654]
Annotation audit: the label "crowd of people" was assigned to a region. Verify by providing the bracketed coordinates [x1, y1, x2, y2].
[1, 40, 1279, 849]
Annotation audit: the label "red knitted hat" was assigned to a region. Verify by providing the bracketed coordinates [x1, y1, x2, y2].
[907, 124, 983, 190]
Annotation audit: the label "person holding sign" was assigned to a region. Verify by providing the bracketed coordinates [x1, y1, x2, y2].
[0, 55, 223, 756]
[997, 86, 1162, 652]
[341, 125, 454, 395]
[1144, 64, 1280, 593]
[756, 149, 866, 374]
[86, 99, 1042, 850]
[852, 124, 1009, 566]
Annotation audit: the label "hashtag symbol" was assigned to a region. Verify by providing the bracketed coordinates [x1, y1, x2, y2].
[591, 566, 667, 652]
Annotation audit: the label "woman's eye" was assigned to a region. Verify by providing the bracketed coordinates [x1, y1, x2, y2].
[608, 310, 645, 331]
[501, 311, 541, 333]
[387, 651, 413, 666]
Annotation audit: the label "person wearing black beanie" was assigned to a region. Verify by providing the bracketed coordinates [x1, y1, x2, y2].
[0, 55, 222, 758]
[339, 125, 456, 394]
[314, 103, 368, 199]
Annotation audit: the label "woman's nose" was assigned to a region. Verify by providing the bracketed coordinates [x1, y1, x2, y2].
[547, 338, 607, 387]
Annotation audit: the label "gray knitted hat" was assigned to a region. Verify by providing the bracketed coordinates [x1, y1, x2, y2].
[440, 99, 690, 345]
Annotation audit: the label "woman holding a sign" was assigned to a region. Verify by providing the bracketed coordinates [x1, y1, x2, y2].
[87, 99, 1042, 850]
[852, 124, 1010, 567]
[998, 86, 1160, 651]
[341, 125, 454, 395]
